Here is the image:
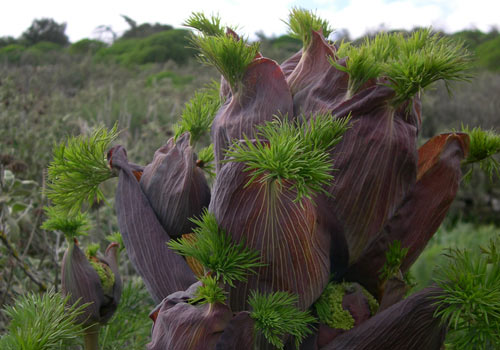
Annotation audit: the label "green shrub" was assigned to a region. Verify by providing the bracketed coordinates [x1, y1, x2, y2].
[476, 36, 500, 71]
[0, 44, 26, 63]
[69, 39, 107, 55]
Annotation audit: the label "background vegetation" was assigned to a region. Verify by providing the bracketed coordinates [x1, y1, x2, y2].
[0, 16, 499, 344]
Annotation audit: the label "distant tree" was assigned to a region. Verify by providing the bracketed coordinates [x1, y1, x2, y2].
[119, 15, 173, 40]
[22, 18, 69, 46]
[0, 36, 17, 49]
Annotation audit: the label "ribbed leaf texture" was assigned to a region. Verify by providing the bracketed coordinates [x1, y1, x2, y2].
[344, 132, 470, 297]
[140, 133, 211, 238]
[212, 57, 293, 171]
[209, 161, 330, 312]
[109, 145, 197, 303]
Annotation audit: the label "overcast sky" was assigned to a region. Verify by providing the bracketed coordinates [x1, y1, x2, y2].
[1, 0, 499, 42]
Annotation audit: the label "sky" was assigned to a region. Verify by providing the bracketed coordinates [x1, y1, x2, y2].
[1, 0, 499, 42]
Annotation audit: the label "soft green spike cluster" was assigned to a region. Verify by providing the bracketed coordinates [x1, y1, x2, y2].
[332, 28, 472, 104]
[41, 205, 90, 239]
[461, 125, 500, 181]
[285, 7, 334, 47]
[379, 240, 409, 281]
[46, 124, 118, 215]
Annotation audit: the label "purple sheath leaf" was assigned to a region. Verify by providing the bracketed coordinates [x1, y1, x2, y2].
[210, 162, 330, 311]
[320, 287, 447, 350]
[211, 57, 293, 171]
[99, 242, 123, 322]
[324, 86, 420, 267]
[148, 291, 233, 350]
[215, 311, 255, 350]
[61, 241, 107, 326]
[378, 275, 408, 312]
[286, 30, 349, 117]
[140, 133, 211, 238]
[109, 145, 196, 303]
[281, 50, 302, 79]
[344, 133, 469, 296]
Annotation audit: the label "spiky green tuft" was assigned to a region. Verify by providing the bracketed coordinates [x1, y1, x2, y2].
[88, 258, 116, 295]
[197, 144, 216, 178]
[249, 290, 316, 349]
[0, 289, 89, 350]
[285, 7, 333, 47]
[433, 240, 500, 349]
[168, 210, 264, 287]
[106, 232, 125, 252]
[46, 124, 118, 215]
[225, 115, 349, 202]
[190, 34, 259, 92]
[41, 205, 90, 239]
[86, 243, 100, 258]
[173, 83, 221, 146]
[330, 29, 472, 103]
[461, 125, 500, 181]
[384, 29, 473, 106]
[379, 240, 409, 281]
[190, 275, 227, 305]
[184, 12, 226, 37]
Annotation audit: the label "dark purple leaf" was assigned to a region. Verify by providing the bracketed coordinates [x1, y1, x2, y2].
[140, 133, 211, 238]
[109, 145, 196, 303]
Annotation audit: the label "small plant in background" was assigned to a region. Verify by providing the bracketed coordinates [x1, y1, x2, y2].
[0, 289, 88, 350]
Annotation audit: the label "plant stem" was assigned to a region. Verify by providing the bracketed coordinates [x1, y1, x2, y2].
[84, 324, 100, 350]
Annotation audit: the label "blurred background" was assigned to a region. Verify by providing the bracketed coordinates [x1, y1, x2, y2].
[1, 1, 499, 347]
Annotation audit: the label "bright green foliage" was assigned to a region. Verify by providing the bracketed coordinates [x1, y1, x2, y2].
[384, 29, 472, 106]
[225, 116, 349, 202]
[302, 113, 351, 152]
[184, 12, 226, 37]
[379, 240, 409, 281]
[88, 258, 115, 295]
[285, 7, 333, 47]
[314, 282, 355, 330]
[249, 290, 316, 349]
[0, 289, 88, 350]
[106, 232, 125, 252]
[360, 286, 380, 315]
[191, 275, 227, 305]
[41, 205, 90, 239]
[433, 240, 500, 349]
[190, 34, 259, 92]
[461, 125, 500, 181]
[331, 28, 472, 104]
[168, 210, 264, 287]
[46, 124, 118, 215]
[86, 243, 100, 258]
[173, 83, 221, 146]
[197, 144, 216, 178]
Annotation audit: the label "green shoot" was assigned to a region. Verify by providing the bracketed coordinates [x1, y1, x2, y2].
[105, 232, 125, 252]
[173, 84, 221, 146]
[284, 7, 333, 47]
[461, 125, 500, 181]
[303, 113, 351, 152]
[225, 116, 345, 202]
[249, 290, 316, 349]
[41, 205, 90, 239]
[190, 275, 227, 305]
[190, 33, 259, 92]
[384, 29, 472, 106]
[0, 288, 89, 350]
[184, 12, 226, 36]
[46, 124, 118, 215]
[86, 243, 100, 258]
[197, 144, 216, 178]
[168, 210, 264, 287]
[433, 241, 500, 349]
[379, 240, 409, 281]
